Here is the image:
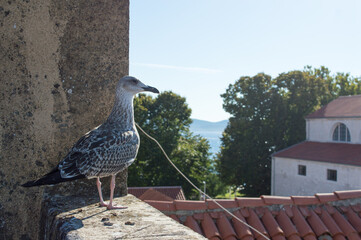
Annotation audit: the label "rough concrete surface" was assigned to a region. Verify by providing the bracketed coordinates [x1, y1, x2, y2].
[41, 194, 206, 240]
[0, 0, 129, 239]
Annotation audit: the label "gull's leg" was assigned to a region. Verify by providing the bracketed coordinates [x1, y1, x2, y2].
[107, 175, 127, 210]
[96, 177, 108, 207]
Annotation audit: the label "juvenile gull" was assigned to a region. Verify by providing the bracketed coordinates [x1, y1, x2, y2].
[22, 76, 159, 209]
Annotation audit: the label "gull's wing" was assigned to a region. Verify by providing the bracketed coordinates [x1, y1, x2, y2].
[58, 127, 139, 178]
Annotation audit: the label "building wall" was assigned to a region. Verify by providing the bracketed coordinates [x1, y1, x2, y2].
[0, 1, 129, 239]
[306, 118, 361, 143]
[272, 157, 361, 196]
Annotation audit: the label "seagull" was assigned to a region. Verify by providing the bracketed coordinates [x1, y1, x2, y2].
[22, 76, 159, 210]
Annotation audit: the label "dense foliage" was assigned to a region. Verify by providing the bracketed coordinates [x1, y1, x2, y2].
[128, 91, 214, 199]
[217, 66, 361, 196]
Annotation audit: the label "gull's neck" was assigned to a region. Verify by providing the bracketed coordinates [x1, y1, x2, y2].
[105, 89, 135, 130]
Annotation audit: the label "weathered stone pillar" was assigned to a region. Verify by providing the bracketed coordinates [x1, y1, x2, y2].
[0, 0, 129, 239]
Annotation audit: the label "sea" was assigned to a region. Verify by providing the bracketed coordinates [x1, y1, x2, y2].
[189, 119, 228, 156]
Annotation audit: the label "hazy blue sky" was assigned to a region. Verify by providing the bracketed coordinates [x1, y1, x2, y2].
[129, 0, 361, 122]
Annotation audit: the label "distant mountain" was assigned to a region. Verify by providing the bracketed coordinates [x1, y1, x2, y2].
[190, 119, 228, 155]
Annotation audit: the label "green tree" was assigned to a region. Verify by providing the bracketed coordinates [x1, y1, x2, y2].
[305, 66, 361, 101]
[272, 70, 329, 147]
[128, 91, 213, 199]
[218, 67, 361, 196]
[218, 73, 274, 196]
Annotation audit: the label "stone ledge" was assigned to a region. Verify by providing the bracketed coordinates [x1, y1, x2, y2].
[40, 194, 206, 240]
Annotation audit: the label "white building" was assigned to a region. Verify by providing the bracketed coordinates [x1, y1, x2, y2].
[271, 95, 361, 196]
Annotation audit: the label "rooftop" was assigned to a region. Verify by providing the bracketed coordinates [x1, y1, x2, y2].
[272, 141, 361, 166]
[145, 189, 361, 240]
[306, 95, 361, 119]
[128, 186, 186, 200]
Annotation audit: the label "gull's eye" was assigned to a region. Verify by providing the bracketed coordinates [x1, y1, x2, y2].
[132, 79, 138, 84]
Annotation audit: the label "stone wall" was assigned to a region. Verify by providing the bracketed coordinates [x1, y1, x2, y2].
[40, 194, 206, 240]
[0, 0, 129, 239]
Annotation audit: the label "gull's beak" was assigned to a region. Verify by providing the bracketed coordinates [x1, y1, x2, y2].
[142, 85, 159, 94]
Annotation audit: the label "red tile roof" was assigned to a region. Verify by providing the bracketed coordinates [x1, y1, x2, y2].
[128, 186, 186, 200]
[306, 95, 361, 119]
[272, 141, 361, 166]
[145, 190, 361, 240]
[138, 188, 174, 201]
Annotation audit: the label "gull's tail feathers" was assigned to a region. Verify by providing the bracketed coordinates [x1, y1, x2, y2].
[21, 167, 86, 187]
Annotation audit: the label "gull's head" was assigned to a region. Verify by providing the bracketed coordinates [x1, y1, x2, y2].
[117, 76, 159, 95]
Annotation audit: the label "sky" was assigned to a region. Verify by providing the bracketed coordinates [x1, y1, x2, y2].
[129, 0, 361, 122]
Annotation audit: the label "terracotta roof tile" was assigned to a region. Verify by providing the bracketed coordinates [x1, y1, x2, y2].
[210, 212, 220, 219]
[261, 208, 285, 238]
[317, 208, 344, 237]
[146, 189, 361, 240]
[254, 207, 266, 216]
[169, 214, 179, 222]
[305, 95, 361, 118]
[333, 235, 348, 240]
[209, 237, 221, 240]
[287, 235, 302, 240]
[303, 235, 317, 240]
[193, 212, 204, 220]
[338, 206, 346, 212]
[351, 204, 361, 213]
[276, 210, 301, 240]
[207, 199, 238, 209]
[239, 236, 254, 240]
[261, 195, 293, 205]
[139, 188, 174, 201]
[325, 205, 337, 215]
[144, 200, 176, 211]
[316, 193, 339, 203]
[231, 210, 253, 239]
[240, 208, 250, 218]
[342, 208, 361, 233]
[307, 210, 329, 236]
[291, 206, 316, 238]
[216, 213, 237, 240]
[298, 206, 311, 217]
[291, 196, 320, 205]
[174, 200, 207, 211]
[247, 209, 269, 239]
[334, 190, 361, 200]
[236, 197, 265, 207]
[184, 215, 203, 235]
[283, 205, 294, 217]
[128, 186, 186, 200]
[202, 212, 221, 239]
[271, 236, 286, 240]
[313, 206, 322, 214]
[272, 141, 361, 166]
[332, 211, 361, 240]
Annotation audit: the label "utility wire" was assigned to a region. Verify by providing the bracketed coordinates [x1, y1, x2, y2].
[135, 123, 270, 240]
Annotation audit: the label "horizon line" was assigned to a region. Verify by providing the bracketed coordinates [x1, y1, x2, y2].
[191, 117, 228, 123]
